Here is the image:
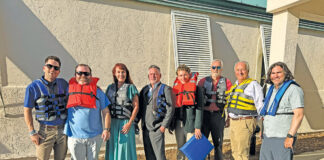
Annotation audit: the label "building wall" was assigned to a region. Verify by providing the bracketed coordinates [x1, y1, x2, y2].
[296, 28, 324, 131]
[0, 0, 323, 158]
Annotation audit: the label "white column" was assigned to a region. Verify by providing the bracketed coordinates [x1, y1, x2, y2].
[269, 10, 299, 74]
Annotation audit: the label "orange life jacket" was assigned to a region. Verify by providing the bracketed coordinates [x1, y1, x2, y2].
[172, 72, 198, 107]
[66, 77, 99, 109]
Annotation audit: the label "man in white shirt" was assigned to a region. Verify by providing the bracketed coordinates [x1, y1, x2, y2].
[226, 61, 264, 160]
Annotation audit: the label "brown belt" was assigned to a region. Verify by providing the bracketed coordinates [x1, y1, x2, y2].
[40, 124, 64, 129]
[231, 116, 255, 120]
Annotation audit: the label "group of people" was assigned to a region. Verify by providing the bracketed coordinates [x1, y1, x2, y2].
[24, 56, 304, 160]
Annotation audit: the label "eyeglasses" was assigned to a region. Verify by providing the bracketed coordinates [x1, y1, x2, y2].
[212, 66, 221, 70]
[45, 64, 60, 71]
[76, 71, 91, 76]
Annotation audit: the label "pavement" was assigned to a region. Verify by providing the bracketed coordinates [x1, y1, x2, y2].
[294, 149, 324, 160]
[7, 149, 324, 160]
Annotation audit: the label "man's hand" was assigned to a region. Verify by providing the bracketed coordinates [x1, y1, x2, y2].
[30, 133, 44, 145]
[160, 126, 165, 133]
[195, 129, 202, 139]
[102, 130, 110, 141]
[284, 137, 294, 149]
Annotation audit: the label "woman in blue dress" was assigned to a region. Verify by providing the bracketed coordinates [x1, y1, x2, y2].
[105, 63, 139, 160]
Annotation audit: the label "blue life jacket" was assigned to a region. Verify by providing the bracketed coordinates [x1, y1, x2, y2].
[154, 84, 168, 119]
[34, 79, 67, 121]
[260, 80, 298, 116]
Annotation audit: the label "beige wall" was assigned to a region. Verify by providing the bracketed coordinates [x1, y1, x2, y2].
[296, 28, 324, 131]
[1, 0, 323, 158]
[0, 0, 264, 89]
[208, 14, 263, 82]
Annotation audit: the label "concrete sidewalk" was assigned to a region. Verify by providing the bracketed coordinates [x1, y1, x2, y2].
[294, 149, 324, 160]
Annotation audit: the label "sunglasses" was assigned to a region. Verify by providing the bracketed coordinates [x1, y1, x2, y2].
[45, 64, 60, 71]
[212, 66, 221, 70]
[76, 71, 91, 76]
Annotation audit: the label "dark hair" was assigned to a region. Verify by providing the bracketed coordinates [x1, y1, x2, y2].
[75, 64, 92, 75]
[265, 62, 294, 85]
[112, 63, 133, 84]
[45, 56, 61, 66]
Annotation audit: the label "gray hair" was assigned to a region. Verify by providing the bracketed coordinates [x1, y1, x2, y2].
[265, 62, 294, 85]
[148, 65, 161, 73]
[211, 59, 223, 67]
[234, 61, 249, 72]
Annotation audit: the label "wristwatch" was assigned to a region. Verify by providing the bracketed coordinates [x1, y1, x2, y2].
[287, 133, 294, 138]
[104, 128, 111, 132]
[29, 130, 37, 136]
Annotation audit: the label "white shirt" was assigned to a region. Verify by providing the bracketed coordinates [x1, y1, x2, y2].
[228, 80, 264, 118]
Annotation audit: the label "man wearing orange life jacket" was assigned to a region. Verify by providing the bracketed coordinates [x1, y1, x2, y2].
[198, 59, 232, 160]
[171, 64, 204, 160]
[64, 64, 111, 160]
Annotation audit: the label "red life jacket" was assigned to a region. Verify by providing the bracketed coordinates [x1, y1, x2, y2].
[67, 77, 99, 109]
[172, 72, 198, 107]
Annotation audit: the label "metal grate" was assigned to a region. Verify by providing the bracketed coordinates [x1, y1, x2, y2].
[171, 10, 213, 80]
[260, 24, 272, 73]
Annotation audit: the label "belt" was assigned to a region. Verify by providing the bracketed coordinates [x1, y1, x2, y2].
[231, 116, 255, 120]
[40, 124, 64, 129]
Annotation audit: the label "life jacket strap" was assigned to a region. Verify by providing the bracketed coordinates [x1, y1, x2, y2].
[69, 92, 99, 100]
[275, 112, 294, 115]
[110, 104, 133, 119]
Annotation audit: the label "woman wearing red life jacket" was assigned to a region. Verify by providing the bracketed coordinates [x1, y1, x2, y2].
[171, 64, 205, 160]
[104, 63, 139, 160]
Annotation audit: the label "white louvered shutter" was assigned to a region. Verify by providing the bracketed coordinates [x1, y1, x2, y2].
[171, 11, 213, 80]
[260, 24, 272, 73]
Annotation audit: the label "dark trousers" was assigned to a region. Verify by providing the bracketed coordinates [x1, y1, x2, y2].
[143, 128, 166, 160]
[201, 111, 225, 160]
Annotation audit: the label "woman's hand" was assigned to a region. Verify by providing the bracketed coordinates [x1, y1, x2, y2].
[121, 122, 132, 134]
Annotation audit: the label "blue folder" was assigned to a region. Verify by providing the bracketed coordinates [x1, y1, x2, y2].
[180, 134, 214, 160]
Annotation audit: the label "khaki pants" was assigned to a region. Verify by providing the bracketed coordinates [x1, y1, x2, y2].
[230, 118, 256, 160]
[36, 125, 67, 160]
